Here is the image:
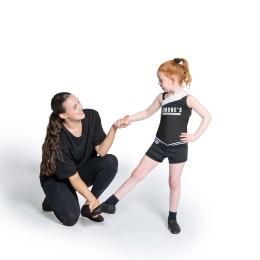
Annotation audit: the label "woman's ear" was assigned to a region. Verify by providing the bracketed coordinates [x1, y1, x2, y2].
[59, 113, 67, 119]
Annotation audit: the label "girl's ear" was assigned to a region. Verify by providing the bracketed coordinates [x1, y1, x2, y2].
[171, 76, 178, 84]
[59, 113, 67, 119]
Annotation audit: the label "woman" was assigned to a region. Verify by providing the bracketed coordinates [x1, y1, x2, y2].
[40, 92, 124, 226]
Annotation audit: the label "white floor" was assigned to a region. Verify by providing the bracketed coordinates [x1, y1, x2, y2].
[1, 147, 259, 260]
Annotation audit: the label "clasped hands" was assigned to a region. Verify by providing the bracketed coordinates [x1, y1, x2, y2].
[114, 115, 131, 129]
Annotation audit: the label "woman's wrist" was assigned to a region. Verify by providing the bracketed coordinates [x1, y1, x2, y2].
[112, 123, 118, 130]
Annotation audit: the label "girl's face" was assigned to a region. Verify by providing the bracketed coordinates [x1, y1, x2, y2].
[60, 94, 85, 121]
[157, 71, 173, 92]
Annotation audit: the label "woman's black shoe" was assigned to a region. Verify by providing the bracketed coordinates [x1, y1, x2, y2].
[91, 203, 116, 216]
[168, 220, 181, 234]
[42, 197, 53, 212]
[81, 204, 104, 222]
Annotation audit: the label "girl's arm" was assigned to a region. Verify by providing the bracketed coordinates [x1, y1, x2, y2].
[95, 93, 161, 156]
[180, 95, 211, 142]
[95, 124, 118, 156]
[128, 93, 162, 122]
[69, 172, 99, 212]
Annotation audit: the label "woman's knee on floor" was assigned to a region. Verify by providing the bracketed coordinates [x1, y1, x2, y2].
[56, 211, 80, 226]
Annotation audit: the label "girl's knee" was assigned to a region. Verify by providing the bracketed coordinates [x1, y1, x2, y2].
[131, 171, 145, 182]
[169, 180, 180, 190]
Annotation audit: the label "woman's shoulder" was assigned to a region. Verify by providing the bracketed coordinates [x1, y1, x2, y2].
[83, 109, 102, 122]
[83, 108, 100, 116]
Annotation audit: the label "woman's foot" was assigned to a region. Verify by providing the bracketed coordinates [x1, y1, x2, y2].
[81, 204, 104, 222]
[42, 196, 53, 212]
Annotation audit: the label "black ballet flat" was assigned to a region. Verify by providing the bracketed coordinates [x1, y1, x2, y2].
[81, 204, 104, 222]
[42, 197, 53, 212]
[168, 220, 181, 234]
[85, 214, 104, 222]
[91, 203, 116, 216]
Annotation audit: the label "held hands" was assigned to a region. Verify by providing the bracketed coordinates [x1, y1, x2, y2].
[180, 133, 198, 142]
[114, 115, 131, 129]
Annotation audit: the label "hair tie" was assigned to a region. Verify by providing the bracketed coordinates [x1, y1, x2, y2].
[173, 58, 181, 63]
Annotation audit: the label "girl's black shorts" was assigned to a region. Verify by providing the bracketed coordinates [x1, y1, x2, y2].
[145, 140, 188, 164]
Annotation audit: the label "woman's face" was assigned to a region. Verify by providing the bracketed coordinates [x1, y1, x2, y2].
[61, 94, 85, 121]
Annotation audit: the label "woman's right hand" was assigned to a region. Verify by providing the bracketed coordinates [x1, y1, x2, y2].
[88, 198, 100, 213]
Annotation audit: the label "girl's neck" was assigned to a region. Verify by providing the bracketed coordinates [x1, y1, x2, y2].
[172, 84, 183, 94]
[167, 85, 184, 96]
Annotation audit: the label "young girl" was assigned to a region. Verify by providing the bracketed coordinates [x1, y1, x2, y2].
[92, 58, 211, 234]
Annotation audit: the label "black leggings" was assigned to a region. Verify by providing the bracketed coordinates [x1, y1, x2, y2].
[40, 154, 118, 226]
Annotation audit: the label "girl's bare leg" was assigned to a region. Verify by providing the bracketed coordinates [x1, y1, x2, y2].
[91, 155, 159, 216]
[115, 155, 159, 199]
[168, 162, 185, 212]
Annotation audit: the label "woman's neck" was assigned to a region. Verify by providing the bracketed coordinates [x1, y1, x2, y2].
[63, 120, 82, 137]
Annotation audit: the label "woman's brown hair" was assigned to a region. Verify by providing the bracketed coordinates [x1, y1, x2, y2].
[40, 92, 71, 176]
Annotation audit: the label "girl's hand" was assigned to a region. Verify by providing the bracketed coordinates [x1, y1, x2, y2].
[88, 198, 100, 212]
[180, 133, 198, 142]
[115, 115, 131, 128]
[121, 116, 131, 128]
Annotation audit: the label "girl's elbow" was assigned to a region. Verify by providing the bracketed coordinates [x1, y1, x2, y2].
[202, 113, 211, 125]
[208, 113, 212, 122]
[204, 111, 211, 121]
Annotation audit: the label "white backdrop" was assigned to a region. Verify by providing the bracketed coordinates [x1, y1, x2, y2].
[0, 1, 259, 259]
